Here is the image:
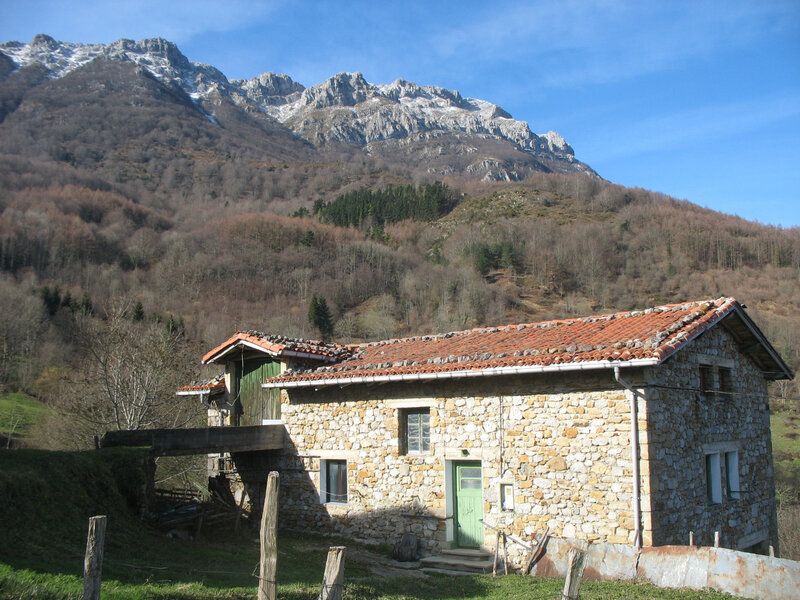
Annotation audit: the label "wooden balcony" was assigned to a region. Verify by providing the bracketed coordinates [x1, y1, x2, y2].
[99, 425, 284, 456]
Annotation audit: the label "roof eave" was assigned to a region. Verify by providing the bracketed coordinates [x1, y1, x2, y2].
[202, 339, 279, 365]
[729, 304, 794, 380]
[263, 357, 660, 389]
[175, 388, 224, 396]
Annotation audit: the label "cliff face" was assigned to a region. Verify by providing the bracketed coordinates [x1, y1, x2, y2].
[0, 35, 596, 182]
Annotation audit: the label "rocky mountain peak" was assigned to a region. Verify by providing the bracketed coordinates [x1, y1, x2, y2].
[30, 33, 60, 51]
[299, 71, 373, 109]
[542, 131, 573, 155]
[235, 71, 304, 106]
[0, 34, 595, 180]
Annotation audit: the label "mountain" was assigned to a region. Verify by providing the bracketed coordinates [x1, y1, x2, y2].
[0, 35, 594, 184]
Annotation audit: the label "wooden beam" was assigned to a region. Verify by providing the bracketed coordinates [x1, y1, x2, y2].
[100, 425, 284, 456]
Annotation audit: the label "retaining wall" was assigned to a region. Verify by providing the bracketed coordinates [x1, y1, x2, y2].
[531, 538, 800, 600]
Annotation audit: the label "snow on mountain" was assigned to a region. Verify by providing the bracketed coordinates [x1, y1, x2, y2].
[0, 35, 593, 179]
[255, 71, 585, 175]
[0, 34, 235, 109]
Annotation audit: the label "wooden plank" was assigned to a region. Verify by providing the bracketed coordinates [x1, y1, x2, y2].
[82, 515, 107, 600]
[492, 531, 500, 576]
[258, 472, 279, 600]
[100, 425, 284, 455]
[524, 526, 550, 574]
[502, 532, 508, 575]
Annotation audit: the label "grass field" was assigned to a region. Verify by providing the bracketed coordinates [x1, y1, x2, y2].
[771, 406, 800, 496]
[0, 448, 746, 600]
[0, 530, 745, 600]
[0, 392, 50, 444]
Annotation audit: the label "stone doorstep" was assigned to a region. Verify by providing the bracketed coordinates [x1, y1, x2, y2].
[419, 550, 495, 574]
[420, 567, 483, 577]
[438, 548, 492, 560]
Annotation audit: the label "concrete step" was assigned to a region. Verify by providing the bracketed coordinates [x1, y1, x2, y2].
[419, 554, 494, 574]
[439, 548, 492, 560]
[421, 567, 483, 577]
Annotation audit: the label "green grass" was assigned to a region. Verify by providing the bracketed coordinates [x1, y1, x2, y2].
[0, 392, 50, 440]
[0, 449, 752, 600]
[772, 411, 800, 454]
[771, 408, 800, 497]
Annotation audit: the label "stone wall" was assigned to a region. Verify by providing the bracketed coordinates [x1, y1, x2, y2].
[642, 325, 777, 550]
[275, 371, 641, 560]
[531, 537, 799, 600]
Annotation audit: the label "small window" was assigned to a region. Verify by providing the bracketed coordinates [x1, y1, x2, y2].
[321, 459, 347, 504]
[699, 364, 714, 396]
[725, 451, 740, 500]
[706, 452, 722, 504]
[401, 408, 430, 454]
[500, 484, 514, 512]
[718, 367, 733, 396]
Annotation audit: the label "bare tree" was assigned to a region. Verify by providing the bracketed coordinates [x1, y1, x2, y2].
[68, 301, 200, 432]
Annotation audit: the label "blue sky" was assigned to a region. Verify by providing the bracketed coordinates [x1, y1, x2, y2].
[2, 0, 799, 226]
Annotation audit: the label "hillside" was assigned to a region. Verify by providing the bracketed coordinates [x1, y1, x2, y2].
[0, 34, 593, 204]
[1, 35, 799, 448]
[2, 173, 800, 403]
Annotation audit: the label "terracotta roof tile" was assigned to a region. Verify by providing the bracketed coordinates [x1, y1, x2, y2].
[268, 297, 739, 385]
[202, 331, 351, 364]
[177, 374, 226, 394]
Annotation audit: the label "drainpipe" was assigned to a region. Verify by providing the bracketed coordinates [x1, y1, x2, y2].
[614, 366, 643, 549]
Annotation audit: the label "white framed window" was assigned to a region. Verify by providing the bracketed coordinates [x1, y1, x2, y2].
[400, 408, 430, 454]
[705, 452, 722, 504]
[704, 442, 742, 504]
[320, 459, 348, 504]
[500, 483, 514, 512]
[725, 451, 740, 500]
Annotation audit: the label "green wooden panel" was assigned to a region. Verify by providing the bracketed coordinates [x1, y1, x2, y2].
[454, 461, 483, 548]
[239, 359, 281, 425]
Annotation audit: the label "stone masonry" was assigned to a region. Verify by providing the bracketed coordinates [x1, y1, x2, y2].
[642, 325, 777, 550]
[270, 323, 777, 563]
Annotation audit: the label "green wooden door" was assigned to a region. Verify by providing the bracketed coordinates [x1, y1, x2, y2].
[454, 462, 483, 548]
[238, 359, 281, 425]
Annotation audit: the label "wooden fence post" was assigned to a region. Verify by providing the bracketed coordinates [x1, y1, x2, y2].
[258, 471, 279, 600]
[561, 548, 586, 600]
[319, 546, 346, 600]
[82, 515, 107, 600]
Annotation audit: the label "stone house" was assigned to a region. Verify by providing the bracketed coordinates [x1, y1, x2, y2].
[181, 297, 791, 560]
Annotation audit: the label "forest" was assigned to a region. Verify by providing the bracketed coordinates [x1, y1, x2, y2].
[1, 141, 800, 450]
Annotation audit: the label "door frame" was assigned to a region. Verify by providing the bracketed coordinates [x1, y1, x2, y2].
[446, 459, 484, 548]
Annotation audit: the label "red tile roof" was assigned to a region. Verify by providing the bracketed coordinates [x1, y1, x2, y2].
[201, 331, 350, 364]
[265, 298, 749, 386]
[177, 374, 226, 394]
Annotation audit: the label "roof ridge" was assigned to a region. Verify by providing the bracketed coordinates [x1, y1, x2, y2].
[353, 297, 732, 348]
